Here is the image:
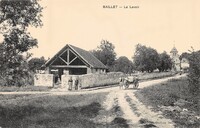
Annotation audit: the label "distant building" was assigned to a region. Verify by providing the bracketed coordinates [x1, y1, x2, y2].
[42, 44, 107, 79]
[170, 46, 189, 71]
[180, 57, 189, 70]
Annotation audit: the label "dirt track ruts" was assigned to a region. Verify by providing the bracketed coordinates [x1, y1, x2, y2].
[0, 74, 186, 127]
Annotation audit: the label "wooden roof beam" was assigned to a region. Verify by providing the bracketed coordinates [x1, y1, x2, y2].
[69, 56, 77, 65]
[51, 65, 87, 68]
[59, 56, 69, 65]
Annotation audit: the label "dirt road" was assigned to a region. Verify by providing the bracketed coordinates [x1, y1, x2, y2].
[103, 74, 186, 128]
[0, 74, 186, 127]
[109, 89, 174, 127]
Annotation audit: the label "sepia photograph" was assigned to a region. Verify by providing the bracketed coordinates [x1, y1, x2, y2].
[0, 0, 199, 127]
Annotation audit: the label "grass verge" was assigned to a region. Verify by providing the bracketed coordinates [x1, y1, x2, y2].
[0, 86, 52, 92]
[0, 92, 108, 128]
[0, 91, 130, 128]
[138, 71, 177, 81]
[135, 77, 200, 127]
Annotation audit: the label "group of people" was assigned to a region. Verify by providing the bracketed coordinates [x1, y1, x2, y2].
[68, 76, 79, 91]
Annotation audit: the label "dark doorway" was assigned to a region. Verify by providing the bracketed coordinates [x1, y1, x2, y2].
[69, 68, 87, 75]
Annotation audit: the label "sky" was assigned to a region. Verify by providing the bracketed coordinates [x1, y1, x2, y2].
[1, 0, 200, 60]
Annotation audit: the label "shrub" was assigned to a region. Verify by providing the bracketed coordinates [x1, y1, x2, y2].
[187, 50, 200, 96]
[0, 70, 34, 87]
[0, 54, 35, 87]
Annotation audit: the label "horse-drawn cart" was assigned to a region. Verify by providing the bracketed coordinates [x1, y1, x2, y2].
[119, 76, 139, 89]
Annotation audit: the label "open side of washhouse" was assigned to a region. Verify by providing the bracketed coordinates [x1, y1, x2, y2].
[42, 44, 107, 83]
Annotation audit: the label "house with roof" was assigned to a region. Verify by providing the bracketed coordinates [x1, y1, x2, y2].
[42, 44, 107, 80]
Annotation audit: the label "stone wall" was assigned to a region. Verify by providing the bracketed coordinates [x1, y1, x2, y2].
[34, 72, 123, 89]
[34, 74, 54, 87]
[61, 72, 123, 89]
[79, 72, 123, 88]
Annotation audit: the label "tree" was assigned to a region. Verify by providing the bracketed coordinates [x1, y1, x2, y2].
[157, 51, 172, 72]
[111, 56, 135, 74]
[187, 49, 200, 96]
[90, 40, 116, 70]
[133, 44, 159, 72]
[0, 0, 43, 86]
[28, 56, 46, 72]
[180, 52, 191, 60]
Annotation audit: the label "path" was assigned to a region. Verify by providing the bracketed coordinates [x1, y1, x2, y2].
[103, 74, 186, 127]
[0, 74, 186, 127]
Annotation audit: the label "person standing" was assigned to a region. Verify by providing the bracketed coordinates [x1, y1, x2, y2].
[119, 77, 124, 89]
[68, 76, 73, 91]
[74, 77, 79, 90]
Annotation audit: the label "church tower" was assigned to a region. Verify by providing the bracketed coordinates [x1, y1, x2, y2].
[170, 46, 181, 71]
[170, 46, 178, 58]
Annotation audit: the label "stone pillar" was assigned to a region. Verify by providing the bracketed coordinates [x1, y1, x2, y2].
[87, 67, 92, 74]
[45, 67, 51, 74]
[63, 69, 69, 75]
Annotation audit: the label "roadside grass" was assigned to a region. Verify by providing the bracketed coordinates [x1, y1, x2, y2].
[138, 71, 177, 81]
[0, 92, 109, 128]
[135, 77, 200, 127]
[0, 94, 38, 101]
[0, 92, 129, 128]
[0, 86, 52, 92]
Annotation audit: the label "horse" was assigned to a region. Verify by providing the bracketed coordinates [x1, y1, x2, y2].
[119, 76, 139, 89]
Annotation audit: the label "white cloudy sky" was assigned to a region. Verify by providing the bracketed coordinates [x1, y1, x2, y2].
[1, 0, 200, 59]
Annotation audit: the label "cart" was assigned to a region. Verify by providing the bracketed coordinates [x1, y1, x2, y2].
[123, 76, 139, 89]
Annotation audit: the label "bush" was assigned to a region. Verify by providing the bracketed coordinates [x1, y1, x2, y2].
[0, 70, 34, 87]
[187, 50, 200, 96]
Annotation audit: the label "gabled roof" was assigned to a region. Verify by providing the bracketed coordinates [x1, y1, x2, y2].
[43, 44, 107, 69]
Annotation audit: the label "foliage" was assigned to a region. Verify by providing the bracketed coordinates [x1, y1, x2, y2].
[90, 40, 116, 70]
[187, 49, 200, 96]
[111, 56, 135, 74]
[0, 54, 34, 86]
[28, 56, 46, 72]
[135, 77, 199, 127]
[133, 44, 159, 72]
[157, 51, 172, 72]
[180, 52, 191, 60]
[0, 0, 43, 86]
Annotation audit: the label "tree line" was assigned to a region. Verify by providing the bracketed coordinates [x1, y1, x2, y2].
[91, 41, 199, 97]
[90, 40, 173, 73]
